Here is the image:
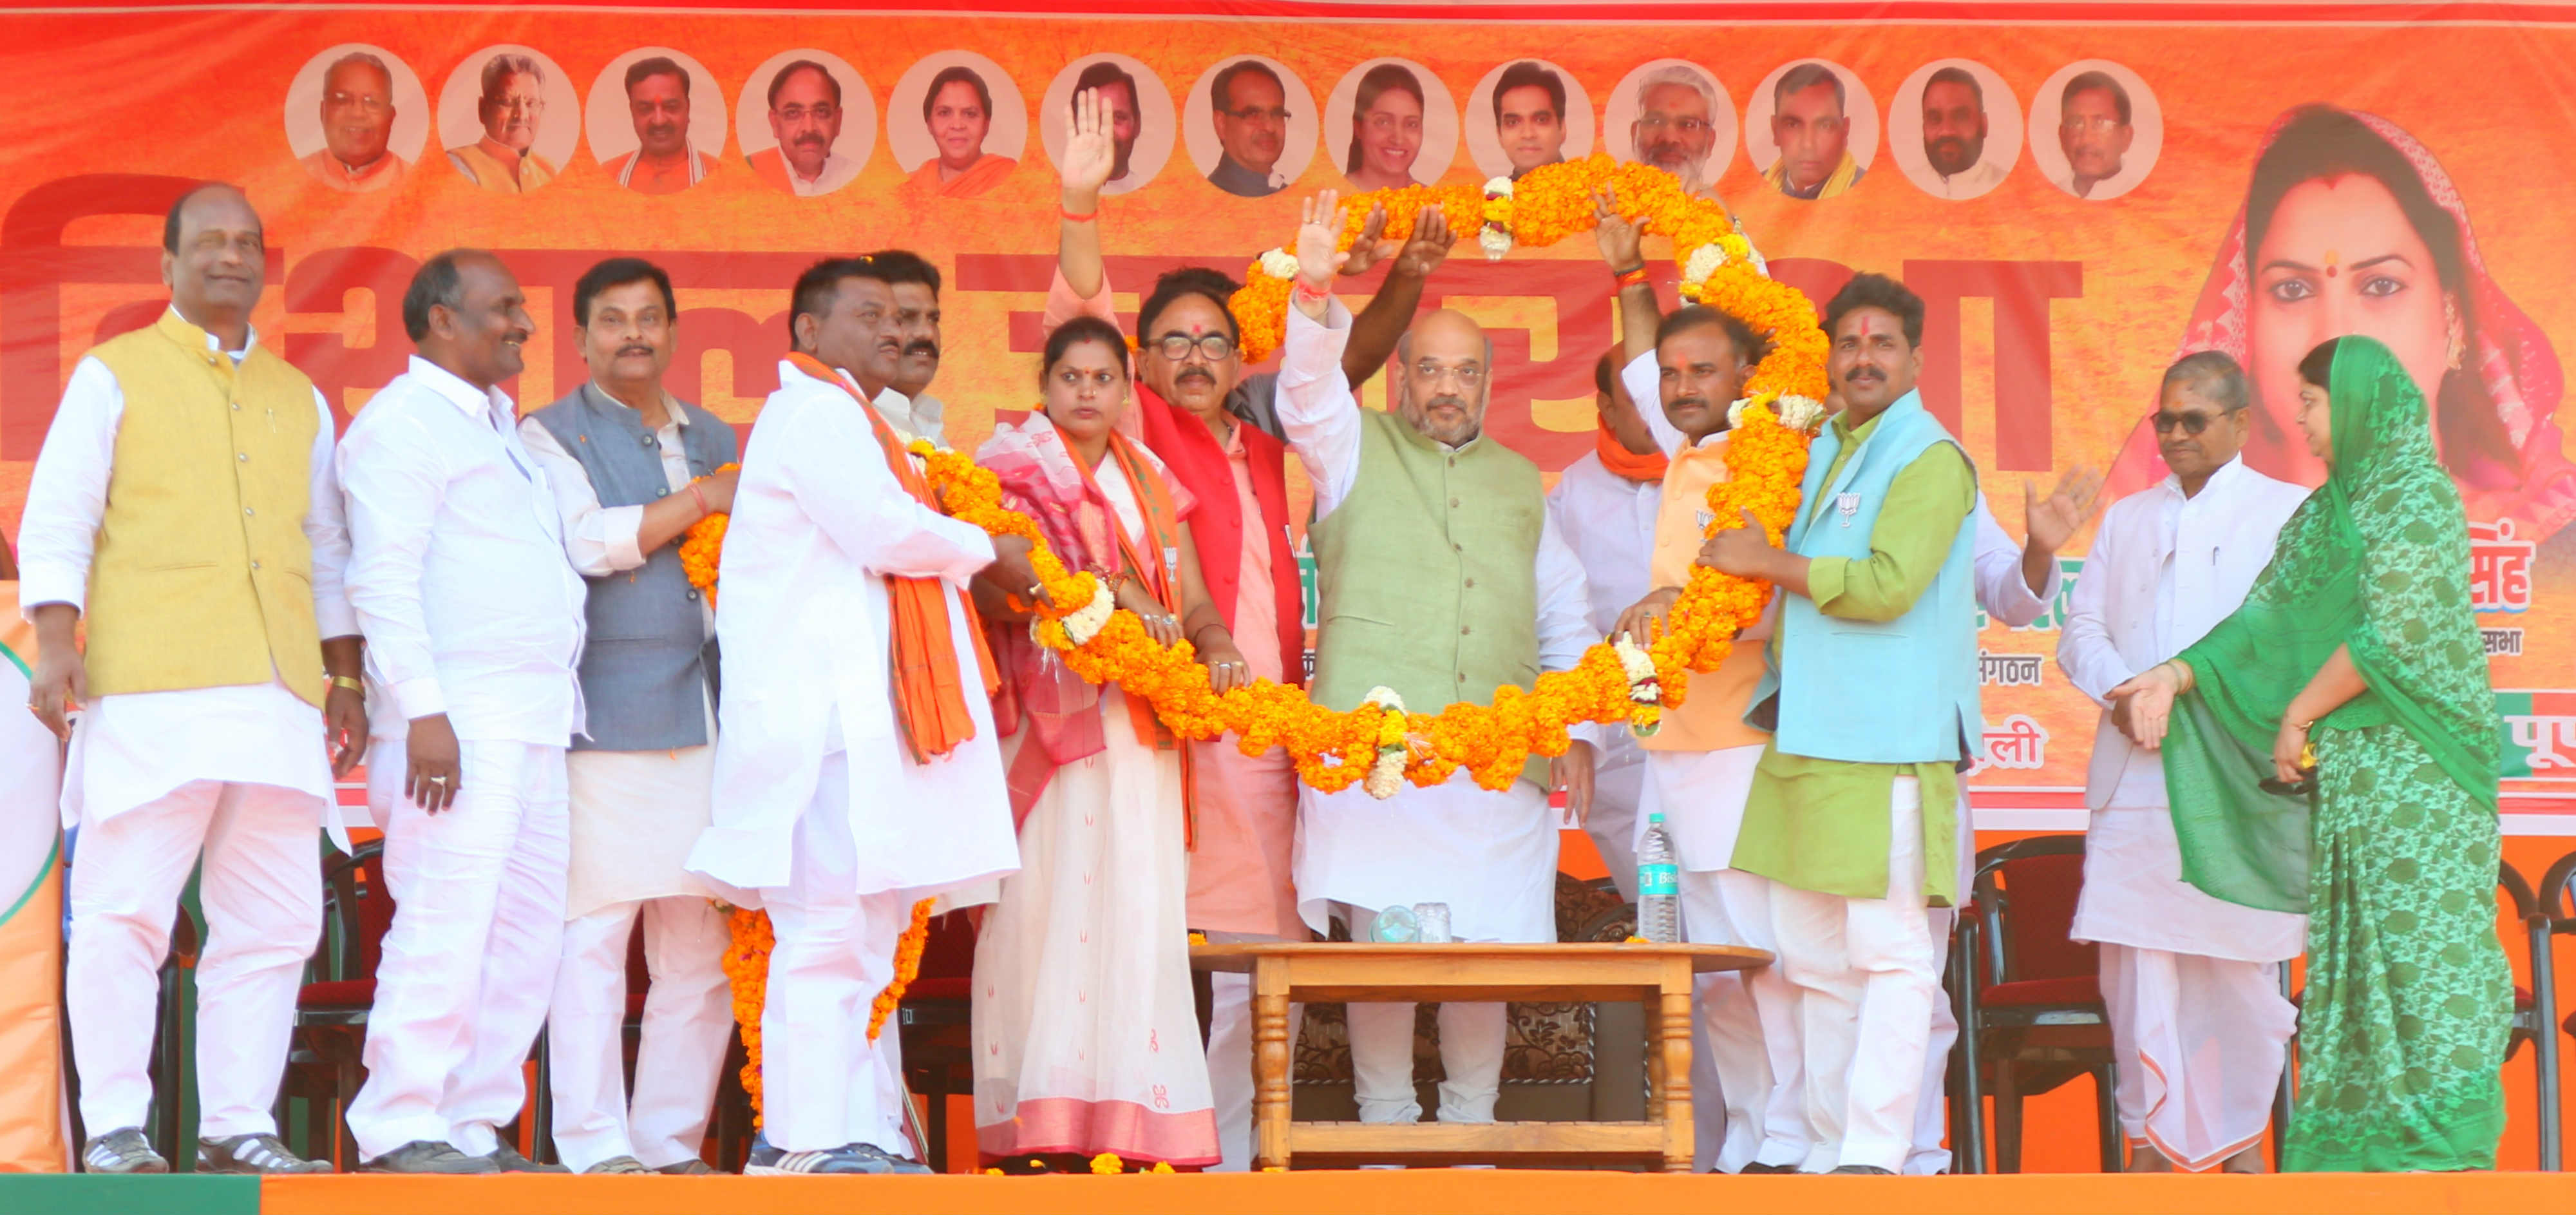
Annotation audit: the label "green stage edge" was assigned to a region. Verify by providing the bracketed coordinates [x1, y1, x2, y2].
[0, 1176, 259, 1215]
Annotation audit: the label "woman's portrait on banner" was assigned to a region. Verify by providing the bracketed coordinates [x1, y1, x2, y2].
[889, 50, 1028, 200]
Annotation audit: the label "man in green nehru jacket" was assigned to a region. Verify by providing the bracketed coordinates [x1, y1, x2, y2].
[1274, 189, 1602, 1129]
[1697, 273, 1980, 1175]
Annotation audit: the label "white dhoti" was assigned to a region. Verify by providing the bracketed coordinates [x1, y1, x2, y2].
[347, 738, 569, 1161]
[761, 750, 914, 1156]
[546, 895, 731, 1171]
[1296, 770, 1557, 1125]
[1765, 775, 1935, 1174]
[1908, 799, 1977, 1174]
[544, 740, 730, 1172]
[2074, 805, 2302, 1170]
[66, 778, 325, 1140]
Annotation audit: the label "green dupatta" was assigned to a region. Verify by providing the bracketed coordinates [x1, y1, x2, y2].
[2162, 336, 2499, 912]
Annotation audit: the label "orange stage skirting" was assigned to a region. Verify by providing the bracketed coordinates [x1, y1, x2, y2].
[252, 1170, 2576, 1215]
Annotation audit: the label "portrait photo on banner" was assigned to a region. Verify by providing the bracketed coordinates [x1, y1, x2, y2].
[1600, 59, 1736, 198]
[1322, 57, 1462, 192]
[437, 43, 582, 196]
[1745, 57, 1879, 202]
[1885, 58, 2021, 202]
[1039, 53, 1178, 197]
[1463, 59, 1596, 183]
[2104, 102, 2576, 554]
[284, 43, 430, 195]
[584, 47, 730, 195]
[735, 50, 875, 198]
[887, 49, 1030, 200]
[2027, 58, 2161, 202]
[1182, 54, 1318, 200]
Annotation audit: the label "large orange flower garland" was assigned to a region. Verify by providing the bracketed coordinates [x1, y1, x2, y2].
[721, 898, 934, 1129]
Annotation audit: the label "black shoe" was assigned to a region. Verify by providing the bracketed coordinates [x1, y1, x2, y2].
[1828, 1163, 1897, 1174]
[81, 1127, 169, 1174]
[200, 1133, 330, 1174]
[486, 1142, 570, 1173]
[1738, 1161, 1799, 1174]
[654, 1158, 718, 1175]
[359, 1140, 499, 1174]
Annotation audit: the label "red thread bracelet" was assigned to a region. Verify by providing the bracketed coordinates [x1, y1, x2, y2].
[1060, 205, 1099, 223]
[688, 480, 710, 517]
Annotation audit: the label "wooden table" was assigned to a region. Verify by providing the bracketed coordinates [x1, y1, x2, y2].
[1191, 941, 1769, 1172]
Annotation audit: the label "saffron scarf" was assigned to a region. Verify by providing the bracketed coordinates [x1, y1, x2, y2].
[782, 352, 996, 763]
[1595, 417, 1670, 482]
[2163, 336, 2500, 912]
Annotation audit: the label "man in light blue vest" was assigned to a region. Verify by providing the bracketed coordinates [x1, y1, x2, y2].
[519, 258, 738, 1174]
[1700, 273, 1978, 1174]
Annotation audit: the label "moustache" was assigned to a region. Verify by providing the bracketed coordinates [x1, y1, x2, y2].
[1672, 394, 1710, 411]
[1844, 367, 1886, 383]
[793, 133, 829, 148]
[1175, 367, 1218, 385]
[616, 344, 655, 358]
[903, 341, 940, 359]
[1425, 394, 1471, 413]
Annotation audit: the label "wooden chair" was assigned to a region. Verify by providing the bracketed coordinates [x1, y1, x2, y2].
[1954, 834, 2120, 1173]
[896, 910, 980, 1171]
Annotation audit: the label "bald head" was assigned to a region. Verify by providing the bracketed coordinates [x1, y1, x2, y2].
[1394, 309, 1493, 446]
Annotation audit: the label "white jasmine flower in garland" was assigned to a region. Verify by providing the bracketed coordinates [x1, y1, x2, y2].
[1052, 573, 1116, 648]
[1681, 243, 1727, 286]
[1257, 248, 1300, 280]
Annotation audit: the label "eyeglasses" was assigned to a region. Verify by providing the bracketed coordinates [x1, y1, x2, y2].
[1411, 360, 1486, 387]
[1155, 333, 1236, 362]
[2061, 115, 2125, 135]
[1636, 113, 1712, 135]
[326, 91, 391, 114]
[775, 103, 838, 123]
[1221, 106, 1292, 123]
[2150, 409, 2235, 435]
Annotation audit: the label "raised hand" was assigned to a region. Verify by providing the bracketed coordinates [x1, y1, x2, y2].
[1335, 204, 1400, 278]
[1060, 88, 1116, 206]
[1391, 206, 1456, 279]
[1592, 185, 1647, 271]
[1294, 189, 1350, 294]
[2023, 464, 2105, 555]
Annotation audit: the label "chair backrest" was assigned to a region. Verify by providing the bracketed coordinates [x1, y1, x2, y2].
[915, 910, 977, 982]
[2544, 848, 2576, 927]
[1968, 834, 2096, 988]
[313, 840, 394, 983]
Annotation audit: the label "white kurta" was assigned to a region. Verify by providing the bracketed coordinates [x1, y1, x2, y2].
[686, 362, 1017, 903]
[1280, 303, 1600, 945]
[17, 320, 357, 838]
[1545, 450, 1660, 897]
[2057, 457, 2310, 961]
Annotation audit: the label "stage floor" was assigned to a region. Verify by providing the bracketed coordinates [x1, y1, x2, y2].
[9, 1170, 2575, 1214]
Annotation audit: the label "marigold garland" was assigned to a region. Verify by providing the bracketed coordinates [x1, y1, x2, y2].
[691, 189, 1826, 1118]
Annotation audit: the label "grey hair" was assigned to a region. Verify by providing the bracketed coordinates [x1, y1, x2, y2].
[326, 51, 392, 87]
[2161, 350, 2250, 412]
[1774, 62, 1844, 113]
[1635, 64, 1716, 114]
[480, 53, 542, 104]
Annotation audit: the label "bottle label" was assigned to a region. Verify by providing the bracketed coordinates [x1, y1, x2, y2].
[1638, 863, 1679, 897]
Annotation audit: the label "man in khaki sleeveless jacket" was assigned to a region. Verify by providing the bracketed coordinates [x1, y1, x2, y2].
[21, 184, 367, 1174]
[1276, 190, 1601, 1127]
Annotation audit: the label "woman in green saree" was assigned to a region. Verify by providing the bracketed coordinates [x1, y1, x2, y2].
[2110, 335, 2508, 1172]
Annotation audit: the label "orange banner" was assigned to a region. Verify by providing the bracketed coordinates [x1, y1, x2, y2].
[1, 4, 2572, 827]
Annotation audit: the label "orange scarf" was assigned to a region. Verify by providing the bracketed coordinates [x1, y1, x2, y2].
[785, 352, 998, 762]
[1596, 416, 1669, 482]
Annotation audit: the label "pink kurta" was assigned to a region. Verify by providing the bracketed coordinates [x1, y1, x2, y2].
[1182, 425, 1303, 938]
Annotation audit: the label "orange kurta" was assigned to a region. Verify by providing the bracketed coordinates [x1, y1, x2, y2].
[446, 137, 557, 194]
[1640, 434, 1773, 753]
[1182, 424, 1303, 938]
[299, 149, 407, 193]
[902, 152, 1015, 199]
[605, 148, 710, 194]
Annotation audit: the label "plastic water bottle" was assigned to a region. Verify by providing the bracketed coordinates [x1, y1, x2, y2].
[1637, 813, 1681, 943]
